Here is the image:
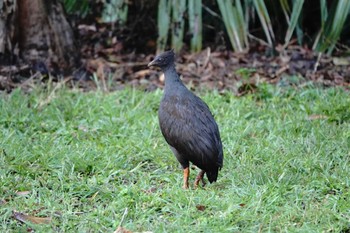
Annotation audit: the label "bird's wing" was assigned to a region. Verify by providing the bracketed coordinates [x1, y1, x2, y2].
[159, 94, 223, 170]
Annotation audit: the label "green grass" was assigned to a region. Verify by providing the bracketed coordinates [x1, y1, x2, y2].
[0, 84, 349, 232]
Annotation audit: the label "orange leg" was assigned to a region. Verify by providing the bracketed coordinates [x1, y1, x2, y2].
[194, 170, 206, 188]
[183, 167, 190, 189]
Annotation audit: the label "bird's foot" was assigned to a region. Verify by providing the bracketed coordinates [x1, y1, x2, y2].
[194, 178, 206, 188]
[194, 170, 206, 188]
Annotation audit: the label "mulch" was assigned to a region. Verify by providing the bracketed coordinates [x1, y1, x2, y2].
[1, 24, 349, 94]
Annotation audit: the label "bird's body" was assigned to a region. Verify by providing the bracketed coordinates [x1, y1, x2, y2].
[148, 50, 223, 188]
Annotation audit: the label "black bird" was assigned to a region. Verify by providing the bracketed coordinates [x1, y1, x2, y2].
[148, 50, 223, 189]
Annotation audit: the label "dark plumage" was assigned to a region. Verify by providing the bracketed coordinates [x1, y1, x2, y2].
[148, 50, 223, 189]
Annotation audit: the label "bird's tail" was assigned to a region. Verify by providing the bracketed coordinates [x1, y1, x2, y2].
[206, 168, 219, 183]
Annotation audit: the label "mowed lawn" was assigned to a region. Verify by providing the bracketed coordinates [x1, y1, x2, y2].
[0, 85, 349, 232]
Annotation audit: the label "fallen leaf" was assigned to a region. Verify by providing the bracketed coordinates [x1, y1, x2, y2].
[114, 226, 133, 233]
[333, 57, 350, 66]
[16, 191, 31, 196]
[142, 187, 157, 194]
[89, 191, 99, 201]
[78, 24, 97, 32]
[196, 205, 206, 211]
[308, 114, 328, 120]
[13, 211, 51, 224]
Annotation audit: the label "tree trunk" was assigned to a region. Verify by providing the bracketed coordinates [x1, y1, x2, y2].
[0, 0, 17, 63]
[0, 0, 79, 75]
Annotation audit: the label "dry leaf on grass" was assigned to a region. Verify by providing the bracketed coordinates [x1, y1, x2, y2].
[308, 114, 328, 120]
[114, 226, 134, 233]
[13, 211, 51, 224]
[142, 187, 158, 194]
[113, 227, 153, 233]
[196, 205, 206, 211]
[16, 191, 31, 196]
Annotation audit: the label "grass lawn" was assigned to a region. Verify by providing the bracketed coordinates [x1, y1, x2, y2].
[0, 84, 349, 232]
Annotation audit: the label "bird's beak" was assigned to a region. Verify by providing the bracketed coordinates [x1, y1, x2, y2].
[148, 60, 155, 67]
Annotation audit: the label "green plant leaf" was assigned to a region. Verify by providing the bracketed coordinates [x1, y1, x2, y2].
[253, 0, 275, 47]
[157, 0, 172, 52]
[188, 0, 203, 52]
[284, 0, 304, 47]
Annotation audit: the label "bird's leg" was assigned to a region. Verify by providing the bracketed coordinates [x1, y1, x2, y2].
[194, 170, 206, 188]
[183, 167, 190, 189]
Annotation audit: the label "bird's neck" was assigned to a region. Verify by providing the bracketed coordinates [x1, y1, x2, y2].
[163, 65, 185, 93]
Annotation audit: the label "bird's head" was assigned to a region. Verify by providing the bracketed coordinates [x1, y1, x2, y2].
[148, 49, 175, 70]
